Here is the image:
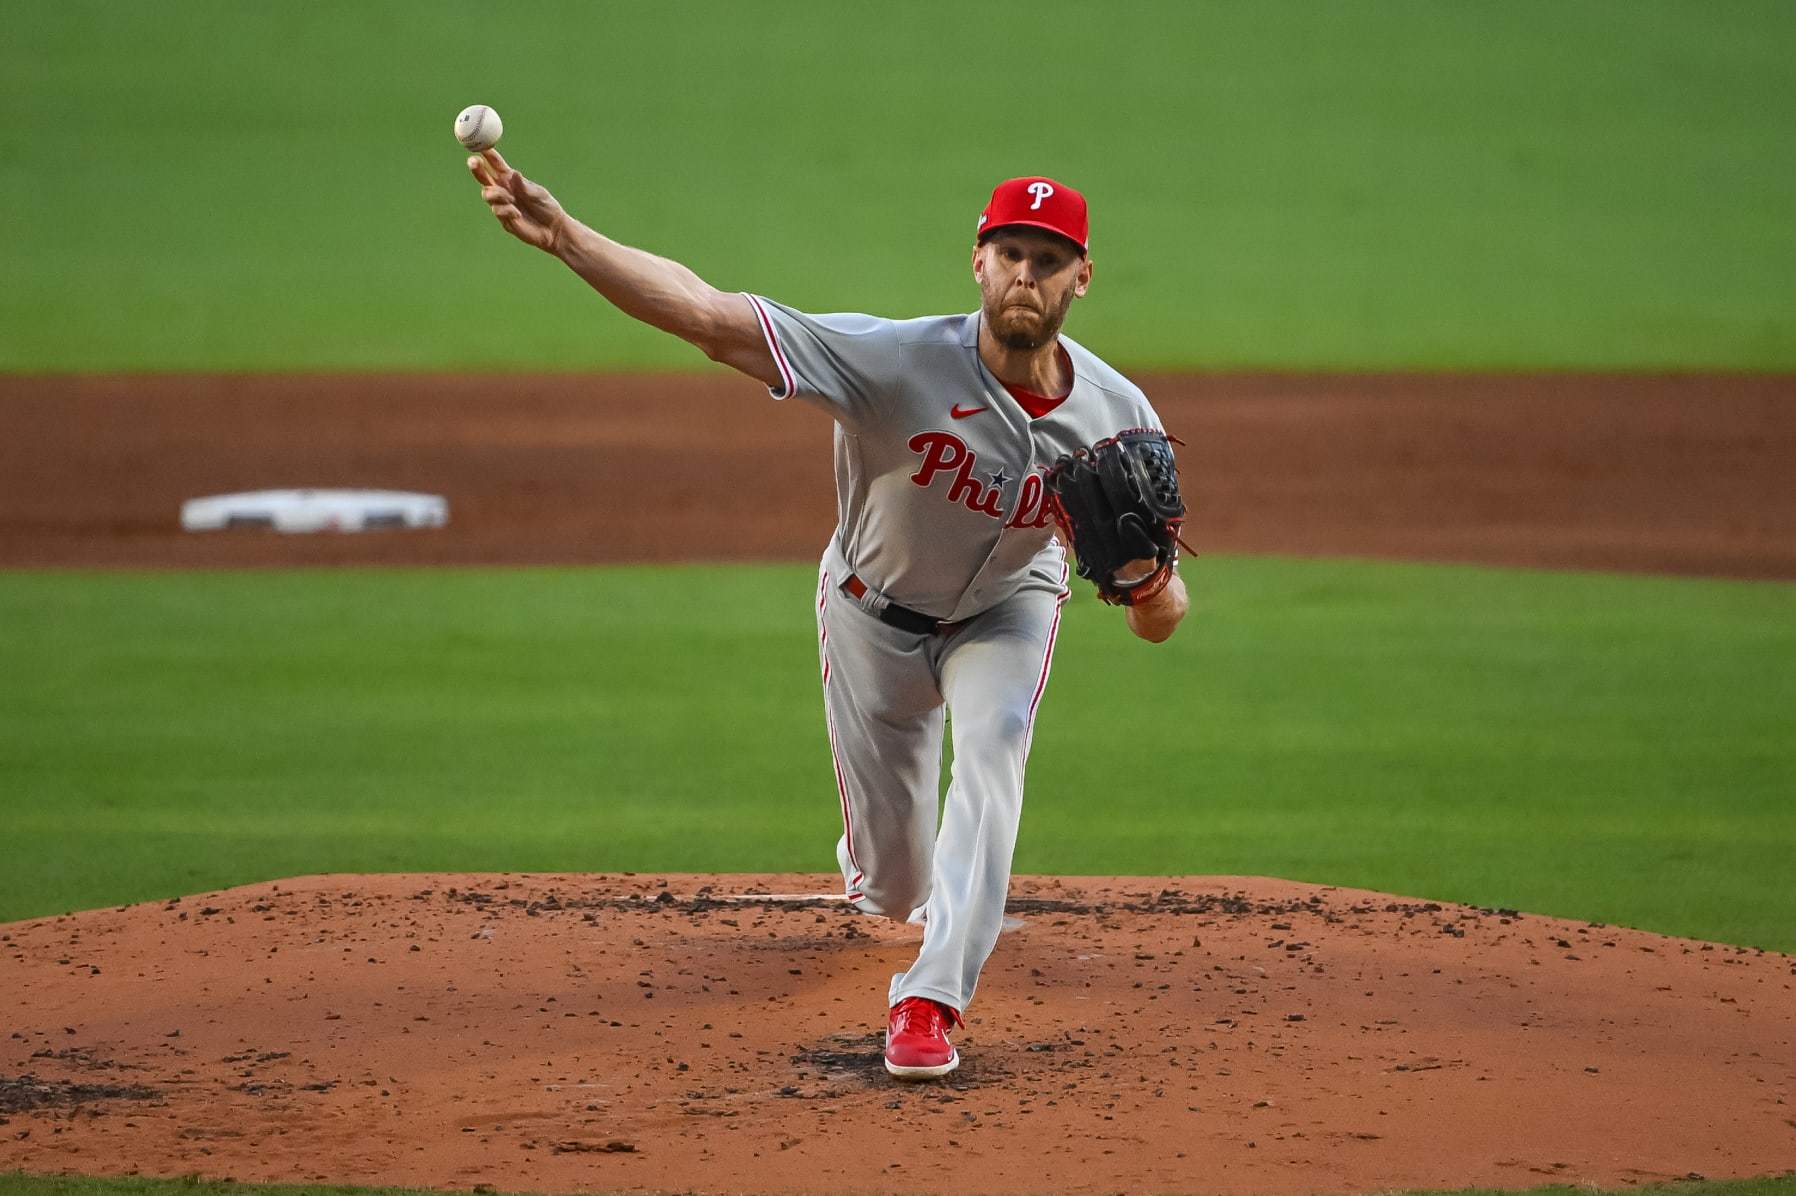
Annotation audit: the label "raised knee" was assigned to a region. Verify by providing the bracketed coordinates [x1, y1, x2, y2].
[956, 705, 1031, 751]
[858, 876, 930, 921]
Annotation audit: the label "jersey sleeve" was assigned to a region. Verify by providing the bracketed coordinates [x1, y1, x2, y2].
[1115, 375, 1168, 438]
[743, 294, 903, 424]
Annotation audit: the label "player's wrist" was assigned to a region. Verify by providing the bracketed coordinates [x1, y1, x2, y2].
[544, 213, 573, 258]
[1116, 559, 1174, 607]
[1124, 572, 1186, 642]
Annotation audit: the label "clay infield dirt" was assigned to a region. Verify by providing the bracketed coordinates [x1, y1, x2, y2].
[2, 372, 1794, 1193]
[3, 874, 1793, 1194]
[1, 372, 1792, 575]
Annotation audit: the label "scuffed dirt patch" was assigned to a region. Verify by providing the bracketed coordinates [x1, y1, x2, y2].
[2, 872, 1793, 1194]
[0, 1075, 160, 1114]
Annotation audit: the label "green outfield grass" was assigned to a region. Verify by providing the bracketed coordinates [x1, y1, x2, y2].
[2, 558, 1791, 949]
[3, 1, 1793, 372]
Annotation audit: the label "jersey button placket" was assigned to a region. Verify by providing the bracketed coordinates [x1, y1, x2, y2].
[954, 397, 1032, 616]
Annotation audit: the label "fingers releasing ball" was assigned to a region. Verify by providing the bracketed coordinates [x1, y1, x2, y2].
[454, 105, 503, 152]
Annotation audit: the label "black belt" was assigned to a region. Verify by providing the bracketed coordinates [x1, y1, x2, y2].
[842, 574, 963, 636]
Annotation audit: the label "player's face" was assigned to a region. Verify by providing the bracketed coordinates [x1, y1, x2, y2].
[973, 229, 1093, 351]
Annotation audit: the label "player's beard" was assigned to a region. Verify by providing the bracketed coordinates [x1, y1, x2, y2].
[984, 286, 1076, 352]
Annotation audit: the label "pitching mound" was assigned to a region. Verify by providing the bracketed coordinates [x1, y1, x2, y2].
[3, 873, 1792, 1195]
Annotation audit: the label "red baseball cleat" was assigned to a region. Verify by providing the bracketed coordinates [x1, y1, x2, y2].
[885, 997, 962, 1079]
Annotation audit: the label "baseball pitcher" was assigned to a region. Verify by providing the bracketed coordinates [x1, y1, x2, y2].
[468, 151, 1190, 1078]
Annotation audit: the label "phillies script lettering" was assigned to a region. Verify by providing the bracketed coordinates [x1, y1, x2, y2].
[908, 431, 1054, 529]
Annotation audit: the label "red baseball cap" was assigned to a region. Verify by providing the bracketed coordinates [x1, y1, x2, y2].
[977, 176, 1089, 253]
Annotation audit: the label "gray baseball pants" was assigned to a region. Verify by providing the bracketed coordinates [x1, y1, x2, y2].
[814, 544, 1068, 1013]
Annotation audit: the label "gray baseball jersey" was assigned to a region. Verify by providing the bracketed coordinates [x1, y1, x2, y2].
[745, 295, 1164, 620]
[746, 293, 1170, 1017]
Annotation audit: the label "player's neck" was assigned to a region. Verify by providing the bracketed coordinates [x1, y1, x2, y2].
[977, 325, 1071, 398]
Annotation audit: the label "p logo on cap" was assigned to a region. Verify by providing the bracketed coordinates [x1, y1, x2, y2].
[977, 176, 1088, 253]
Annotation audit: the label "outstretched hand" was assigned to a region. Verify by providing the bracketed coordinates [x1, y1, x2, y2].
[468, 149, 567, 254]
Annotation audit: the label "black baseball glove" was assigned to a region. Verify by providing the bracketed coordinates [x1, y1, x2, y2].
[1045, 428, 1188, 606]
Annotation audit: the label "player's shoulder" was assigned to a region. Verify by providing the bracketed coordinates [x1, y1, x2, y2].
[1060, 334, 1151, 406]
[753, 299, 967, 350]
[753, 297, 894, 336]
[890, 312, 977, 349]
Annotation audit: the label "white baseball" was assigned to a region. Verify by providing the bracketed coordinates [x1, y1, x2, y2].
[453, 105, 503, 152]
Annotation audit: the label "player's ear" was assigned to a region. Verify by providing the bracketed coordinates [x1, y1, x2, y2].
[971, 242, 986, 281]
[1073, 255, 1093, 298]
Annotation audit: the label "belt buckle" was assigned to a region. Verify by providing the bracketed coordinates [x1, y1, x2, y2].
[844, 573, 947, 636]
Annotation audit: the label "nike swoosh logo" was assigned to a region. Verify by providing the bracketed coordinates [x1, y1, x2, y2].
[950, 404, 987, 419]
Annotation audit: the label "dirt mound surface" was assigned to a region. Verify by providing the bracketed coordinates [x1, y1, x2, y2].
[2, 372, 1792, 577]
[3, 873, 1792, 1194]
